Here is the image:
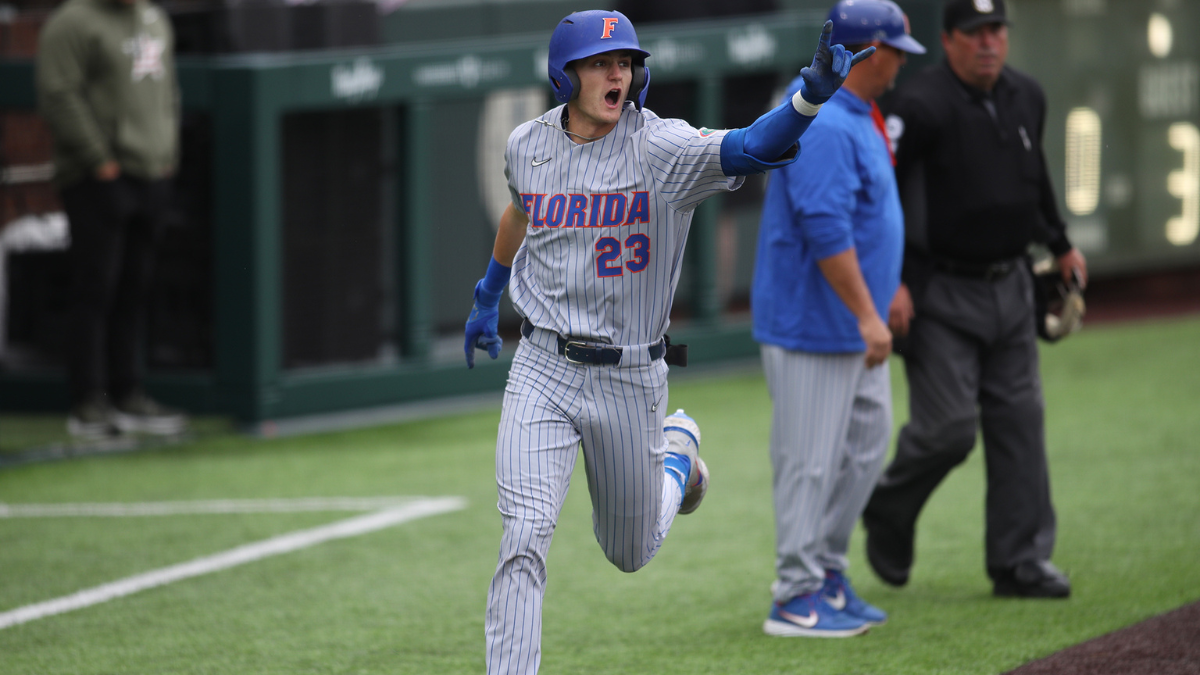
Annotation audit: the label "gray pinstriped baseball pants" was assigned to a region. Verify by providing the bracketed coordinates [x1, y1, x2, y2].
[762, 345, 892, 603]
[485, 333, 683, 675]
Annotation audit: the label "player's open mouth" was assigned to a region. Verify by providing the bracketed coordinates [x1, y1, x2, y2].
[605, 89, 622, 107]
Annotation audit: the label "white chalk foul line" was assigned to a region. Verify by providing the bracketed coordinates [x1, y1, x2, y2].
[0, 496, 468, 630]
[0, 497, 440, 517]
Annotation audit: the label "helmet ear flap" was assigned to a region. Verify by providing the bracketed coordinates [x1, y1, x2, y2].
[629, 62, 646, 108]
[564, 65, 581, 101]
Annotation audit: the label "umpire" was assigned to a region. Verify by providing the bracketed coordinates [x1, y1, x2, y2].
[861, 0, 1086, 598]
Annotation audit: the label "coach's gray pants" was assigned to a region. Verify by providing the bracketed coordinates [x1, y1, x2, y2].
[763, 346, 892, 602]
[866, 267, 1056, 578]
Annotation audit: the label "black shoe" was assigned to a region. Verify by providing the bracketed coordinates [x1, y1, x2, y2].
[993, 560, 1071, 599]
[67, 395, 120, 440]
[112, 390, 188, 436]
[863, 509, 913, 587]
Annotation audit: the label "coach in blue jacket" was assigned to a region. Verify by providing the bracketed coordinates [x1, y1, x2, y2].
[753, 0, 923, 638]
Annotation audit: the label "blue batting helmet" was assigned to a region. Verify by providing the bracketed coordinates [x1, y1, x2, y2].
[547, 10, 651, 110]
[828, 0, 927, 54]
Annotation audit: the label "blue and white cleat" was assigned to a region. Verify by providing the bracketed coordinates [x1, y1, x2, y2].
[764, 591, 870, 638]
[664, 409, 708, 515]
[823, 569, 888, 625]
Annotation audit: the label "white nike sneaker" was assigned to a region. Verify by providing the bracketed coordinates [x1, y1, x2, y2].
[664, 409, 708, 515]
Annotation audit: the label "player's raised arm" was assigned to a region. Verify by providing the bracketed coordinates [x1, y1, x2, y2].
[720, 20, 874, 176]
[463, 203, 529, 368]
[799, 18, 876, 106]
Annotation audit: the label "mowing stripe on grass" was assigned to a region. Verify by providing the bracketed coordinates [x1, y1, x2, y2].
[0, 496, 467, 630]
[0, 497, 442, 517]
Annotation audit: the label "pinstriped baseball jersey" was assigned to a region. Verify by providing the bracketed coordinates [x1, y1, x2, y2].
[505, 101, 744, 344]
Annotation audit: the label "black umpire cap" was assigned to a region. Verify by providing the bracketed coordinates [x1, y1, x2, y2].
[943, 0, 1009, 33]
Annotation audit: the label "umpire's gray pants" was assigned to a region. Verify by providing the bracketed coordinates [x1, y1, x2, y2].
[866, 266, 1056, 578]
[763, 345, 892, 602]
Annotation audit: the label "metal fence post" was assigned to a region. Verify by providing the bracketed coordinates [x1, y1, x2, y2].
[402, 98, 433, 358]
[211, 65, 283, 420]
[691, 75, 725, 326]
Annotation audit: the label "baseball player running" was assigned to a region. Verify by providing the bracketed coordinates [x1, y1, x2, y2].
[464, 10, 872, 674]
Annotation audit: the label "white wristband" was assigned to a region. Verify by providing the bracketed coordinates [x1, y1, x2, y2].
[792, 89, 823, 117]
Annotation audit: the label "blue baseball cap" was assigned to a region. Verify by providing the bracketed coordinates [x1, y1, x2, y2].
[828, 0, 927, 54]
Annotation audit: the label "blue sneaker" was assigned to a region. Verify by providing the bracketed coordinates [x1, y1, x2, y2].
[664, 409, 708, 514]
[823, 570, 888, 625]
[763, 591, 870, 637]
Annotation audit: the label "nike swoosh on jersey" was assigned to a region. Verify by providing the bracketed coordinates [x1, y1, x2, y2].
[824, 589, 846, 611]
[531, 157, 552, 167]
[778, 609, 819, 628]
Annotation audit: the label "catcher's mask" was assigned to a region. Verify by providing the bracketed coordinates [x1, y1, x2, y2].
[1029, 256, 1086, 342]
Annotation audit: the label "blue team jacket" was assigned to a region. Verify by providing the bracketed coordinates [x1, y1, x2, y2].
[751, 83, 904, 354]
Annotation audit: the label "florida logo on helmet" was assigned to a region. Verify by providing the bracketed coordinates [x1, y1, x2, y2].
[601, 18, 619, 39]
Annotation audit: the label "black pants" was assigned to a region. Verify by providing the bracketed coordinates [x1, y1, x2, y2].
[864, 266, 1056, 578]
[60, 175, 171, 407]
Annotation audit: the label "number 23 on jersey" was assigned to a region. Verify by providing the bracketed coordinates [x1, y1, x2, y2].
[521, 190, 653, 278]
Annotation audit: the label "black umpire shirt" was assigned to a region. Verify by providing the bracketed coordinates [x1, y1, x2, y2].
[886, 60, 1073, 279]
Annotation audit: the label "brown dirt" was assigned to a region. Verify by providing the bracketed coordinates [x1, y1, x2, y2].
[1004, 600, 1200, 675]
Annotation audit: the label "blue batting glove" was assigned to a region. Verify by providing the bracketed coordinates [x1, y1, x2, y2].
[799, 20, 875, 105]
[464, 282, 502, 369]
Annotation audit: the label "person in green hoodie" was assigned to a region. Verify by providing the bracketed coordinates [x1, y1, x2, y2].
[37, 0, 187, 439]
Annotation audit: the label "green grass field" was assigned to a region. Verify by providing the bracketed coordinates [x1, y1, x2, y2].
[2, 315, 1198, 675]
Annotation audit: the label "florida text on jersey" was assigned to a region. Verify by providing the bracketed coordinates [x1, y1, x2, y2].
[504, 102, 743, 346]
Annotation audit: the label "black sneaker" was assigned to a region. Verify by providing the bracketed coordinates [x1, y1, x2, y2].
[67, 396, 120, 440]
[993, 560, 1071, 599]
[112, 391, 188, 436]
